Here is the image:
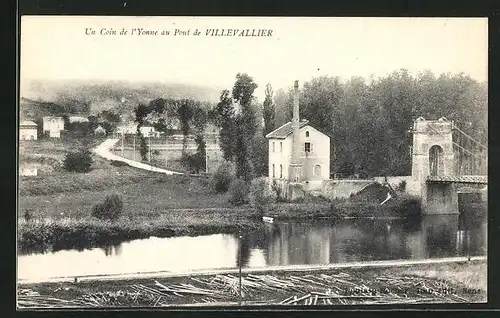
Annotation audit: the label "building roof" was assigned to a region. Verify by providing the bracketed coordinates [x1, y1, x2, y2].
[20, 120, 37, 127]
[265, 120, 310, 139]
[69, 116, 89, 123]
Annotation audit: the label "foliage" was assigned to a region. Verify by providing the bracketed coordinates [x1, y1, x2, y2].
[228, 178, 249, 206]
[213, 90, 236, 161]
[99, 110, 121, 132]
[63, 148, 93, 173]
[213, 73, 261, 181]
[91, 194, 124, 221]
[211, 164, 234, 193]
[23, 209, 34, 222]
[262, 83, 276, 135]
[249, 177, 277, 214]
[396, 180, 407, 192]
[138, 133, 148, 161]
[249, 134, 268, 177]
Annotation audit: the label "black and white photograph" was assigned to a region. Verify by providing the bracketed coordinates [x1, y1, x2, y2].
[17, 16, 488, 308]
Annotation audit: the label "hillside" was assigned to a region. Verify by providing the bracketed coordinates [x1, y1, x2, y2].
[20, 79, 222, 121]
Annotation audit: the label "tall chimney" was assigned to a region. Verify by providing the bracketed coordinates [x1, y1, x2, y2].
[291, 80, 301, 170]
[288, 80, 304, 199]
[293, 80, 299, 124]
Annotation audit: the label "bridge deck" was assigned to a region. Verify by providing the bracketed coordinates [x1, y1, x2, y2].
[426, 175, 487, 184]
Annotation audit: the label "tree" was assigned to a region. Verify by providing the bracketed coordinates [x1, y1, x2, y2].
[99, 110, 121, 132]
[138, 133, 148, 161]
[63, 148, 93, 173]
[177, 99, 195, 155]
[214, 90, 236, 162]
[262, 83, 275, 136]
[231, 73, 259, 181]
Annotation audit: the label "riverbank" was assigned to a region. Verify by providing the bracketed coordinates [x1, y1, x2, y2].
[18, 192, 421, 252]
[17, 258, 486, 308]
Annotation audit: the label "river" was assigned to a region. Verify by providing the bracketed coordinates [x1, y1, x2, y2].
[18, 214, 486, 282]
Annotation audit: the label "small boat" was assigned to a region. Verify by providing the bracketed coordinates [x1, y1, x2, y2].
[262, 216, 274, 223]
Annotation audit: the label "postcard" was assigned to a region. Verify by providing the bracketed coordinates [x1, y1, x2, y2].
[17, 16, 488, 308]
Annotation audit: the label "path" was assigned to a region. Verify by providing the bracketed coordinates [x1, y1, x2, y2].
[18, 256, 486, 284]
[93, 138, 183, 175]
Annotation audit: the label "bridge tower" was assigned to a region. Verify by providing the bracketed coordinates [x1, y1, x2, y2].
[410, 117, 457, 215]
[410, 117, 455, 193]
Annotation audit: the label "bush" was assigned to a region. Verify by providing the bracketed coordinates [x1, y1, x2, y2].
[91, 194, 124, 220]
[397, 180, 407, 192]
[63, 149, 93, 172]
[249, 177, 277, 214]
[211, 164, 233, 193]
[23, 209, 34, 222]
[228, 178, 249, 206]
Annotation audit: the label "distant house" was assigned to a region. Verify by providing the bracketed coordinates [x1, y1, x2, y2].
[139, 126, 160, 138]
[43, 116, 65, 138]
[19, 166, 38, 177]
[19, 120, 38, 141]
[69, 116, 89, 123]
[116, 123, 138, 135]
[94, 125, 106, 135]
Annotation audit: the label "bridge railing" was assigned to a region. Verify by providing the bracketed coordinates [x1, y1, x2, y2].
[452, 124, 487, 176]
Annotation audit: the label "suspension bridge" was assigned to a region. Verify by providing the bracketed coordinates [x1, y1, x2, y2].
[409, 117, 487, 215]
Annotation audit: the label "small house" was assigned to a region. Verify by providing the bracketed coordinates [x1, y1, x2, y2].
[19, 120, 38, 140]
[265, 80, 330, 198]
[94, 125, 106, 135]
[43, 116, 65, 138]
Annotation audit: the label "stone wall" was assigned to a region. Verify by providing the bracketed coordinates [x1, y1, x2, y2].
[321, 179, 376, 200]
[373, 176, 412, 191]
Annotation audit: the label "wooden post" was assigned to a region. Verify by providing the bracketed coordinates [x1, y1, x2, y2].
[238, 234, 243, 306]
[133, 135, 136, 161]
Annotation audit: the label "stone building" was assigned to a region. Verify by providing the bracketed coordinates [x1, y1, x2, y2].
[19, 120, 38, 140]
[43, 116, 65, 138]
[266, 81, 330, 200]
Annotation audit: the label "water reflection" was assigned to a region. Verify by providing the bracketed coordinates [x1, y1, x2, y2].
[18, 215, 487, 281]
[101, 243, 123, 257]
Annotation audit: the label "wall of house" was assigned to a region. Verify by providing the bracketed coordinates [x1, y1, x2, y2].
[43, 117, 64, 138]
[19, 128, 37, 140]
[268, 137, 292, 180]
[268, 125, 330, 184]
[300, 126, 330, 182]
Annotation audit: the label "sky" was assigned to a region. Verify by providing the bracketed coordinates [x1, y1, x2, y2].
[20, 16, 488, 101]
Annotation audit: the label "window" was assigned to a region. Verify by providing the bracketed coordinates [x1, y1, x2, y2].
[305, 142, 312, 153]
[280, 164, 283, 178]
[314, 164, 321, 176]
[280, 142, 282, 152]
[272, 164, 275, 177]
[272, 142, 275, 152]
[306, 131, 309, 137]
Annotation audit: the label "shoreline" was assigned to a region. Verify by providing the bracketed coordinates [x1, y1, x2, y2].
[18, 256, 487, 285]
